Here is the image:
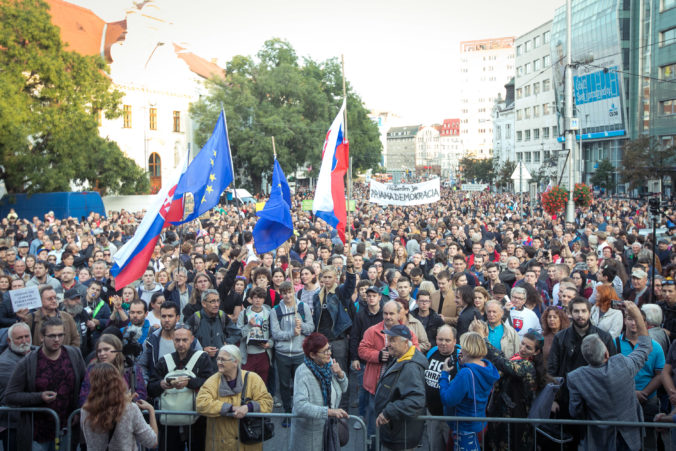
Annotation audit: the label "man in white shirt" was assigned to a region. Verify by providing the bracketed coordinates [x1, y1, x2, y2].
[508, 286, 542, 337]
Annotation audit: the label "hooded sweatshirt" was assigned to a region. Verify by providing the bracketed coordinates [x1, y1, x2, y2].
[439, 359, 500, 432]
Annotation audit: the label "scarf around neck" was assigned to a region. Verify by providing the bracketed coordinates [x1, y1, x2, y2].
[304, 356, 333, 406]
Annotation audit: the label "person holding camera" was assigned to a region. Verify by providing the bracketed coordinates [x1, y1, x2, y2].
[117, 299, 152, 347]
[78, 334, 146, 406]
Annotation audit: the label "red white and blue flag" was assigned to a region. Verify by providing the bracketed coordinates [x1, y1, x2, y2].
[111, 178, 184, 289]
[313, 101, 349, 243]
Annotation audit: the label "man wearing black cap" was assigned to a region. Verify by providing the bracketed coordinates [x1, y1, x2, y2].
[374, 324, 427, 451]
[61, 288, 90, 356]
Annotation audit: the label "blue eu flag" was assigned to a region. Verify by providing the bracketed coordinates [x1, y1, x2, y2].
[253, 159, 294, 254]
[170, 110, 233, 225]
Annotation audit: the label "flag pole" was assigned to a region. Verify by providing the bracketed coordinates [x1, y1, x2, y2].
[221, 104, 243, 243]
[272, 136, 277, 159]
[341, 54, 352, 243]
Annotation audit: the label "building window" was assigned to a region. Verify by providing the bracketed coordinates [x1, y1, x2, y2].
[534, 59, 541, 71]
[517, 66, 524, 77]
[517, 109, 523, 120]
[659, 98, 676, 115]
[534, 105, 540, 117]
[543, 127, 550, 138]
[525, 85, 531, 96]
[544, 150, 551, 160]
[525, 62, 531, 74]
[525, 151, 532, 162]
[534, 128, 540, 139]
[534, 36, 541, 48]
[516, 88, 523, 99]
[517, 131, 523, 141]
[525, 40, 532, 52]
[663, 0, 676, 11]
[660, 63, 676, 80]
[543, 31, 551, 43]
[517, 152, 523, 161]
[543, 103, 550, 115]
[496, 126, 501, 139]
[553, 125, 558, 137]
[543, 55, 551, 67]
[525, 130, 531, 141]
[525, 107, 531, 119]
[123, 105, 132, 128]
[543, 79, 551, 91]
[506, 124, 511, 137]
[534, 151, 541, 163]
[533, 82, 541, 95]
[149, 108, 157, 130]
[660, 27, 676, 46]
[173, 111, 181, 132]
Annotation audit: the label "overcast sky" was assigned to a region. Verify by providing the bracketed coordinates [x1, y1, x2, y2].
[69, 0, 564, 124]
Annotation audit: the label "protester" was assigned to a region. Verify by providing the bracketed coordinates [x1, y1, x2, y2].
[290, 333, 349, 451]
[567, 301, 652, 450]
[196, 344, 273, 451]
[484, 300, 520, 358]
[22, 285, 80, 347]
[374, 325, 427, 451]
[80, 362, 158, 450]
[540, 305, 569, 363]
[590, 284, 624, 338]
[3, 317, 86, 449]
[439, 331, 499, 451]
[411, 289, 444, 348]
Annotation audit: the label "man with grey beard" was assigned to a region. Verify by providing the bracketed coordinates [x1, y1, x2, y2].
[0, 322, 34, 451]
[61, 288, 89, 356]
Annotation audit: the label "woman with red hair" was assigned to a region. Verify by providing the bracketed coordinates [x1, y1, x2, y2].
[590, 284, 624, 338]
[80, 362, 157, 450]
[290, 332, 348, 451]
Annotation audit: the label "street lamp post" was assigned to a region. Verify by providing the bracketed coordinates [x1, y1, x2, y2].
[565, 0, 576, 224]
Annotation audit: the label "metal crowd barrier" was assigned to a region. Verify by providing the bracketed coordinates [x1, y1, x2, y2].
[64, 409, 368, 451]
[0, 406, 61, 450]
[374, 415, 676, 451]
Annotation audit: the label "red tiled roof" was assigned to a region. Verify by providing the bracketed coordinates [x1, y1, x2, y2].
[45, 0, 223, 79]
[45, 0, 104, 57]
[174, 43, 225, 80]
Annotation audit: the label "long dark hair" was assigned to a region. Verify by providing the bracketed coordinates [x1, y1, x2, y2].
[523, 331, 549, 392]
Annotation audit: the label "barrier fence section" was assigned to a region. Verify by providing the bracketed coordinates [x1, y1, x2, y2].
[374, 415, 676, 451]
[64, 409, 368, 451]
[0, 406, 61, 450]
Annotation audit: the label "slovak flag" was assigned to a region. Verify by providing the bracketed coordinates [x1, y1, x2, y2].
[111, 178, 185, 288]
[313, 101, 349, 243]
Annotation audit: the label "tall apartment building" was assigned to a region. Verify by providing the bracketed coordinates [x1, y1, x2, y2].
[415, 126, 441, 175]
[459, 37, 516, 159]
[514, 21, 561, 188]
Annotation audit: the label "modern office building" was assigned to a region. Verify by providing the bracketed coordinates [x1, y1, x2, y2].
[459, 37, 516, 159]
[514, 21, 561, 188]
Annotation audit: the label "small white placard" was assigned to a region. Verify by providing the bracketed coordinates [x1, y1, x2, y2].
[9, 286, 42, 311]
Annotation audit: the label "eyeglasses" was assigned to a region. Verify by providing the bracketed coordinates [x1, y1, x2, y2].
[318, 346, 332, 355]
[44, 333, 65, 340]
[216, 357, 236, 364]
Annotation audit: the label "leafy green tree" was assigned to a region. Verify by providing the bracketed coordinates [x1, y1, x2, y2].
[590, 159, 615, 192]
[620, 136, 676, 191]
[191, 38, 382, 191]
[495, 160, 516, 191]
[0, 0, 148, 194]
[459, 157, 494, 184]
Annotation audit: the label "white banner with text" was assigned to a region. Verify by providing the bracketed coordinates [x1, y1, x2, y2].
[369, 178, 441, 206]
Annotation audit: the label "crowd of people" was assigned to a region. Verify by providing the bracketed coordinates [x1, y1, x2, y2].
[0, 185, 674, 451]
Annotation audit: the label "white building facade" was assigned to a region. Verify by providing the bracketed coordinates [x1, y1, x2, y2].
[513, 22, 560, 188]
[459, 37, 515, 160]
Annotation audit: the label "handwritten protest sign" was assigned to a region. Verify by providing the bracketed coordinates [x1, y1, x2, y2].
[9, 286, 42, 311]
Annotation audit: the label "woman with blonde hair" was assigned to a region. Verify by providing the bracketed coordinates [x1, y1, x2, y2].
[393, 246, 408, 269]
[80, 363, 157, 450]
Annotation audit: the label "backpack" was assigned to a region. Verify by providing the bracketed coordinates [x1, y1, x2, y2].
[158, 350, 204, 426]
[193, 310, 228, 331]
[273, 302, 306, 323]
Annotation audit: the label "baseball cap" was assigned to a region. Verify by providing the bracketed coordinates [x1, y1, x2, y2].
[18, 241, 29, 248]
[383, 324, 412, 340]
[365, 286, 380, 294]
[64, 288, 82, 300]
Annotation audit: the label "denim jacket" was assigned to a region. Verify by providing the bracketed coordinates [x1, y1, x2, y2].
[312, 271, 356, 340]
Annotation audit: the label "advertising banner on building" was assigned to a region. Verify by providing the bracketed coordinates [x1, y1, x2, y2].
[369, 178, 440, 206]
[551, 0, 626, 133]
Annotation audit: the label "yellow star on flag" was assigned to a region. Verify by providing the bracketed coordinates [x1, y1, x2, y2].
[209, 173, 216, 182]
[201, 196, 207, 203]
[213, 150, 217, 156]
[206, 185, 213, 194]
[210, 158, 214, 166]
